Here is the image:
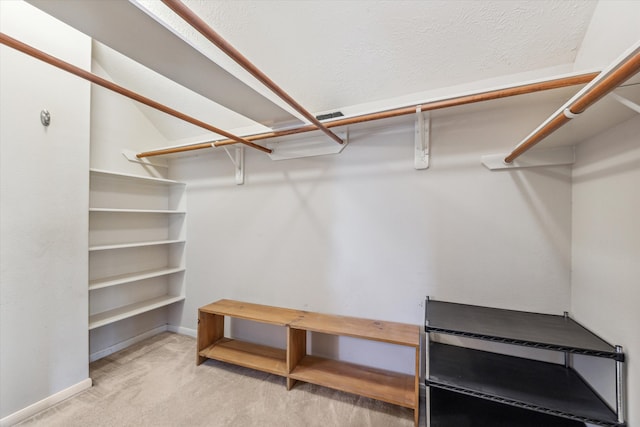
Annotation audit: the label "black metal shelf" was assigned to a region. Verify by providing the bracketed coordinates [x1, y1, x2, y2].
[428, 343, 622, 426]
[430, 388, 586, 427]
[425, 300, 620, 360]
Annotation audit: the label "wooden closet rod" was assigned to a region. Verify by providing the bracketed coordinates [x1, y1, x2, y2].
[0, 32, 272, 154]
[161, 0, 344, 146]
[504, 47, 640, 163]
[138, 72, 597, 158]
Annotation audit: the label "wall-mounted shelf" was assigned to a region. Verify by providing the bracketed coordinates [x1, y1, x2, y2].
[88, 169, 186, 356]
[89, 294, 186, 330]
[90, 208, 186, 214]
[425, 298, 625, 427]
[89, 239, 185, 252]
[89, 168, 184, 185]
[88, 267, 185, 291]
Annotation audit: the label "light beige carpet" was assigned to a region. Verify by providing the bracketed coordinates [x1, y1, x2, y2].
[18, 332, 420, 426]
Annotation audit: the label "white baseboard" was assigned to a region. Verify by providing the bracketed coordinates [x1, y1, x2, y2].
[168, 324, 196, 337]
[0, 378, 92, 427]
[89, 324, 169, 363]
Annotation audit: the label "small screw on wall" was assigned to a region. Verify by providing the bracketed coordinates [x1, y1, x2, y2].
[40, 109, 51, 127]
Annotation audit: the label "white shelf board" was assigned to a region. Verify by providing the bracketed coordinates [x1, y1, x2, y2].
[89, 208, 186, 214]
[90, 168, 185, 185]
[26, 0, 300, 126]
[88, 294, 185, 330]
[89, 267, 186, 291]
[89, 239, 185, 252]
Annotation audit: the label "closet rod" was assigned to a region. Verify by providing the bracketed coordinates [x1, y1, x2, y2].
[161, 0, 344, 146]
[0, 32, 272, 154]
[504, 46, 640, 163]
[138, 72, 597, 158]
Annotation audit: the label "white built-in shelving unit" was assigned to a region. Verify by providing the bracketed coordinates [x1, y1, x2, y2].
[88, 169, 186, 332]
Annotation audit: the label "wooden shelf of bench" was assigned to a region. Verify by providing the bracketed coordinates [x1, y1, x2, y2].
[199, 299, 304, 325]
[290, 355, 416, 409]
[199, 338, 287, 376]
[197, 299, 420, 426]
[291, 311, 420, 347]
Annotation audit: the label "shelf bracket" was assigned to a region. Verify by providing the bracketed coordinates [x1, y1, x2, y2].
[415, 107, 430, 170]
[610, 92, 640, 115]
[482, 146, 575, 170]
[266, 131, 348, 160]
[223, 146, 244, 185]
[122, 149, 168, 169]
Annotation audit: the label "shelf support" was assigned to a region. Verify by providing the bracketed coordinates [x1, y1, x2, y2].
[425, 296, 431, 427]
[266, 131, 348, 160]
[223, 147, 244, 185]
[482, 146, 575, 170]
[415, 107, 430, 170]
[563, 312, 572, 368]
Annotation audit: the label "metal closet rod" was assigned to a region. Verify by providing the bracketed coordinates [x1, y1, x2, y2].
[504, 47, 640, 164]
[161, 0, 344, 146]
[137, 72, 598, 158]
[0, 32, 272, 155]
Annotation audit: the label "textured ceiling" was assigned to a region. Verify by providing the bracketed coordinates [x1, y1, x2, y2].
[142, 0, 598, 114]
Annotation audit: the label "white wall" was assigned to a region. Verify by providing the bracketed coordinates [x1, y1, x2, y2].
[0, 1, 91, 420]
[573, 0, 640, 72]
[170, 98, 573, 373]
[90, 56, 171, 177]
[572, 115, 640, 425]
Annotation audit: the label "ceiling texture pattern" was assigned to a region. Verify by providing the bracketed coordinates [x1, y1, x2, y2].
[146, 0, 598, 113]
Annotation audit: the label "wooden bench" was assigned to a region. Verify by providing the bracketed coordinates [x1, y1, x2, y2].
[197, 299, 420, 426]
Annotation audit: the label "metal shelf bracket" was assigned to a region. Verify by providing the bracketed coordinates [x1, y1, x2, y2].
[223, 146, 244, 185]
[415, 107, 430, 170]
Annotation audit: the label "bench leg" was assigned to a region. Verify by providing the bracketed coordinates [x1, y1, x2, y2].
[197, 311, 224, 365]
[287, 327, 306, 390]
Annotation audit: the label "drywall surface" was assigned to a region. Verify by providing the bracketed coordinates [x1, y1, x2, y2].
[0, 1, 90, 419]
[170, 98, 573, 373]
[572, 116, 640, 425]
[574, 0, 640, 72]
[90, 55, 171, 177]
